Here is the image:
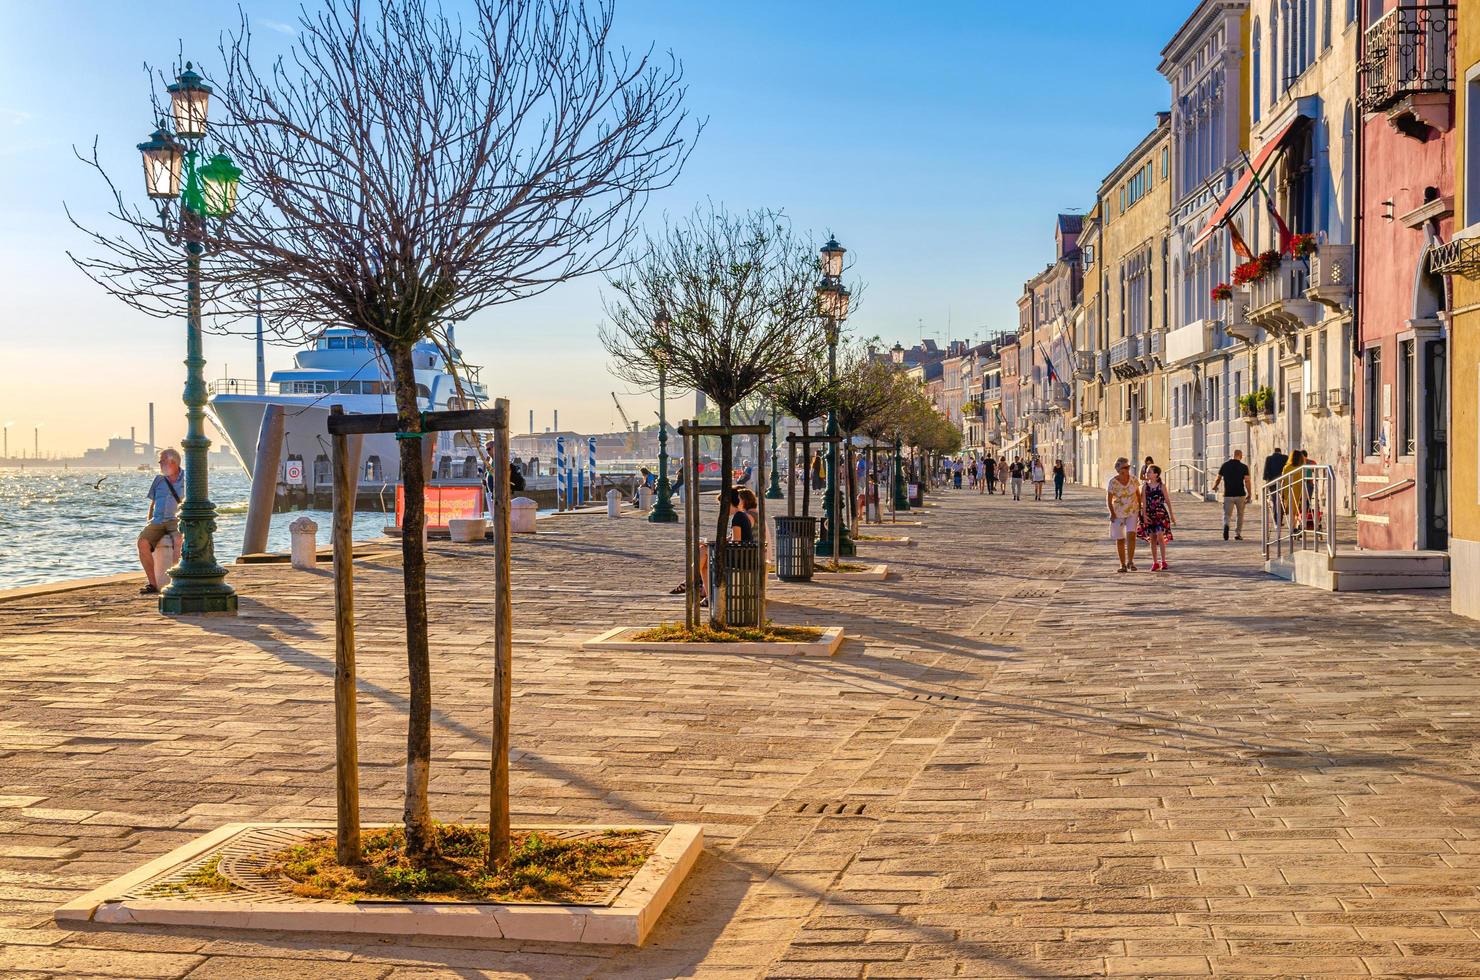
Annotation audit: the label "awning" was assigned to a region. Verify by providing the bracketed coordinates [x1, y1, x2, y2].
[1190, 115, 1305, 251]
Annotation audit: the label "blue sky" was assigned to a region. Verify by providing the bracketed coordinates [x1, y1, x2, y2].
[0, 0, 1192, 455]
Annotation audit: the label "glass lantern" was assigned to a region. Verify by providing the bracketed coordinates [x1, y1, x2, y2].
[167, 63, 213, 139]
[136, 125, 184, 200]
[820, 237, 845, 280]
[198, 154, 243, 217]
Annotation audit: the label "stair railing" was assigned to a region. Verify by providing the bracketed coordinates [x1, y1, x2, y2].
[1261, 464, 1337, 561]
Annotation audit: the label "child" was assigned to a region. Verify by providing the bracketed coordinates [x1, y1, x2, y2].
[1137, 464, 1176, 571]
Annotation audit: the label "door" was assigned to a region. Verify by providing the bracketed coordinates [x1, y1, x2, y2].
[1287, 387, 1302, 452]
[1422, 339, 1448, 549]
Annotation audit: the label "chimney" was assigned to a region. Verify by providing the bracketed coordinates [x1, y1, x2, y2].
[529, 409, 534, 434]
[148, 402, 155, 457]
[131, 426, 136, 451]
[553, 410, 559, 432]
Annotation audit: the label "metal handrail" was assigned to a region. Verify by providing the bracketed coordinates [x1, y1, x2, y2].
[1261, 464, 1337, 561]
[1166, 462, 1208, 496]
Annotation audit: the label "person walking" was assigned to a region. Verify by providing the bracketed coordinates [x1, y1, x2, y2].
[1211, 449, 1252, 540]
[1139, 455, 1156, 481]
[1106, 456, 1141, 573]
[1052, 459, 1066, 500]
[1262, 445, 1288, 525]
[984, 455, 998, 495]
[1137, 464, 1176, 571]
[953, 458, 963, 489]
[1030, 457, 1046, 501]
[977, 456, 988, 495]
[1009, 457, 1024, 500]
[1281, 449, 1308, 530]
[137, 448, 184, 595]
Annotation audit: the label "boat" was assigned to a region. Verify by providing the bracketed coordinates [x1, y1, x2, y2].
[207, 327, 490, 489]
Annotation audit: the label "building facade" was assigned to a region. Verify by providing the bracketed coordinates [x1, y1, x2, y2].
[1095, 114, 1174, 479]
[1355, 0, 1457, 551]
[1161, 0, 1251, 493]
[1441, 0, 1479, 617]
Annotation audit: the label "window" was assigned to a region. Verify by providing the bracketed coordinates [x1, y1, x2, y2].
[1269, 2, 1280, 104]
[1208, 376, 1221, 422]
[1364, 345, 1382, 456]
[1323, 0, 1332, 49]
[1398, 339, 1415, 455]
[1466, 69, 1480, 226]
[1253, 21, 1263, 123]
[327, 336, 346, 349]
[1162, 146, 1170, 180]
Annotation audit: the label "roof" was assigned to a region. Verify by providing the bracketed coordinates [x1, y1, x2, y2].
[1057, 213, 1084, 236]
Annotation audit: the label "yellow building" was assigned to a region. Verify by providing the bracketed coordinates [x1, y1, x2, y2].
[1445, 0, 1480, 619]
[1093, 113, 1173, 480]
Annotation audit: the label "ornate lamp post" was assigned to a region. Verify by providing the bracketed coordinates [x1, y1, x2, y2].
[649, 305, 679, 523]
[137, 63, 242, 615]
[893, 435, 911, 511]
[815, 237, 854, 558]
[765, 399, 784, 499]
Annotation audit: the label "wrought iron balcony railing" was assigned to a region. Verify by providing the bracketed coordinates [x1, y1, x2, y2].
[1359, 4, 1455, 114]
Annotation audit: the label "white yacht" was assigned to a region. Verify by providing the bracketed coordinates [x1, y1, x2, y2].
[208, 327, 490, 487]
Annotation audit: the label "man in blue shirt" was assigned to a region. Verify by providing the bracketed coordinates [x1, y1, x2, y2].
[137, 448, 184, 595]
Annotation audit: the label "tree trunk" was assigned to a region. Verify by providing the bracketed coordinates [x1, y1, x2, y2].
[845, 439, 856, 526]
[712, 404, 733, 628]
[799, 420, 810, 518]
[388, 341, 435, 862]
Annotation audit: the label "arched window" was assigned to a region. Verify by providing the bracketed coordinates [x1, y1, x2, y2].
[1252, 21, 1263, 122]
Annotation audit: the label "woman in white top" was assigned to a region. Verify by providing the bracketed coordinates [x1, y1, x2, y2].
[1106, 456, 1142, 572]
[1030, 458, 1046, 501]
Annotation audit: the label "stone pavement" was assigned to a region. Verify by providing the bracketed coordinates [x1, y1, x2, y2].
[3, 486, 1480, 979]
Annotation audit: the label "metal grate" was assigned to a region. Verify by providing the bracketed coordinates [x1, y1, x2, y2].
[793, 802, 868, 816]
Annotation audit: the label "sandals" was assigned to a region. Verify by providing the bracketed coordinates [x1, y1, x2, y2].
[139, 584, 159, 595]
[669, 583, 687, 595]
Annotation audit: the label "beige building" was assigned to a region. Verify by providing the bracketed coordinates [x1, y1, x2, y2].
[1072, 203, 1105, 487]
[1091, 113, 1174, 480]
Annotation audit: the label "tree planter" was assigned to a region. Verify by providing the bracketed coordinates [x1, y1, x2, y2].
[57, 822, 703, 946]
[585, 625, 844, 656]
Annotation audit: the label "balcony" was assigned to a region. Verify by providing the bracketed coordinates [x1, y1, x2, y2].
[1305, 390, 1327, 416]
[1359, 4, 1455, 132]
[1048, 382, 1071, 411]
[1247, 259, 1320, 335]
[1109, 333, 1160, 379]
[1306, 244, 1354, 311]
[1328, 387, 1350, 415]
[1073, 350, 1097, 380]
[1224, 287, 1259, 343]
[1164, 319, 1221, 367]
[1077, 410, 1099, 431]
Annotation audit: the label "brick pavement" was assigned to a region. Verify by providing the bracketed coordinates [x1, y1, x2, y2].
[2, 488, 1480, 978]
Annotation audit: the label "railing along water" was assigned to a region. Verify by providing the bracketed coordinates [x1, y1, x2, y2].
[1261, 464, 1337, 561]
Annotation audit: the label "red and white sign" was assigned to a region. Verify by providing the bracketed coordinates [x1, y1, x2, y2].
[283, 460, 305, 485]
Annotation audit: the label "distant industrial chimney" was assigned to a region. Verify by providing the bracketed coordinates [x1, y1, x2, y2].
[148, 403, 155, 457]
[695, 392, 706, 416]
[255, 290, 266, 396]
[528, 409, 534, 434]
[130, 426, 136, 450]
[553, 410, 559, 432]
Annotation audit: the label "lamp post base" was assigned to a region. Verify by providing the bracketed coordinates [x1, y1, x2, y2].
[160, 589, 238, 616]
[814, 532, 856, 558]
[648, 500, 680, 523]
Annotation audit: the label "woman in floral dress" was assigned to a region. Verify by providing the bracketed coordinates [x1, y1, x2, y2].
[1137, 464, 1176, 571]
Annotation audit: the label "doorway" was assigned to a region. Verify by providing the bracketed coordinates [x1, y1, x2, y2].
[1287, 387, 1302, 453]
[1422, 339, 1448, 549]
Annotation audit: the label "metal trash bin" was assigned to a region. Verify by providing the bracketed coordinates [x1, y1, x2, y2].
[773, 516, 817, 583]
[708, 541, 763, 626]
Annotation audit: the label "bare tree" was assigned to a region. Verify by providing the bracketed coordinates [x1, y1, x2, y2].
[70, 0, 696, 863]
[603, 205, 823, 626]
[771, 351, 833, 516]
[830, 347, 898, 525]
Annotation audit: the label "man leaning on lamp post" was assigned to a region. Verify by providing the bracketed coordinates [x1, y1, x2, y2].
[1211, 448, 1254, 541]
[137, 448, 184, 595]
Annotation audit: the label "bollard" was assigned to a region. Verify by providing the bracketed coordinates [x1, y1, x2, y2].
[289, 516, 319, 569]
[510, 496, 538, 533]
[152, 534, 178, 587]
[639, 486, 655, 511]
[607, 488, 621, 518]
[448, 518, 487, 543]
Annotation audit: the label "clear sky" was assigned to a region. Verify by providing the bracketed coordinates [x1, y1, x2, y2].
[0, 0, 1193, 458]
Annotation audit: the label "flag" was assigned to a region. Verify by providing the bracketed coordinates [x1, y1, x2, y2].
[1038, 343, 1057, 384]
[1227, 218, 1254, 262]
[1242, 150, 1294, 254]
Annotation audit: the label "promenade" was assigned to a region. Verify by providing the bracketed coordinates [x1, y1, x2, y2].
[3, 488, 1480, 978]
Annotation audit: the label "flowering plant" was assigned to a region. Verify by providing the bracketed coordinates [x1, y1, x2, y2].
[1211, 283, 1233, 302]
[1232, 250, 1282, 285]
[1290, 233, 1318, 258]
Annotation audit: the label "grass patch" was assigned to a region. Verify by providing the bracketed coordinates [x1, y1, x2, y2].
[263, 824, 651, 903]
[852, 534, 901, 542]
[143, 854, 240, 898]
[630, 622, 824, 644]
[766, 561, 873, 574]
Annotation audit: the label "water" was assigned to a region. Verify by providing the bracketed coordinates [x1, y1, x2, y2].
[0, 466, 394, 590]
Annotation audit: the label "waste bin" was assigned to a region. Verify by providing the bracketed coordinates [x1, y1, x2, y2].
[773, 516, 817, 583]
[708, 540, 763, 626]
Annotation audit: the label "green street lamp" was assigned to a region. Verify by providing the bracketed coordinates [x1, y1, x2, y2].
[649, 305, 679, 523]
[137, 62, 241, 616]
[815, 236, 854, 559]
[765, 399, 784, 499]
[893, 435, 911, 511]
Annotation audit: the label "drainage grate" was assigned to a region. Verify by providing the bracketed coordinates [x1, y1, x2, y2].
[794, 801, 868, 816]
[909, 693, 961, 702]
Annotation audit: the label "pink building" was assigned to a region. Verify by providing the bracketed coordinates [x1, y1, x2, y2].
[1355, 1, 1455, 551]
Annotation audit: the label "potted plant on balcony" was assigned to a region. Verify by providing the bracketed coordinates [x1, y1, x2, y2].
[1211, 282, 1233, 303]
[1290, 233, 1318, 259]
[1237, 393, 1259, 421]
[1255, 385, 1274, 419]
[1233, 250, 1283, 286]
